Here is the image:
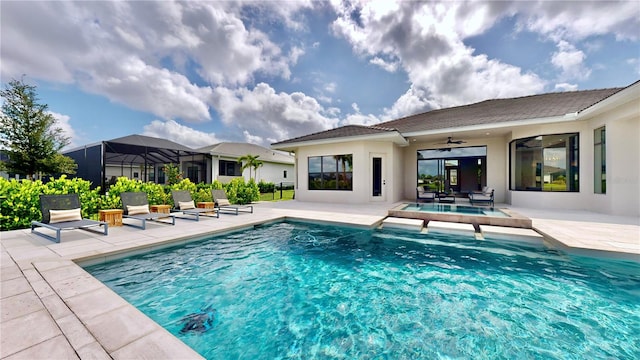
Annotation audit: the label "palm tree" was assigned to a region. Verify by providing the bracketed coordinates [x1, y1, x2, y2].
[237, 154, 263, 181]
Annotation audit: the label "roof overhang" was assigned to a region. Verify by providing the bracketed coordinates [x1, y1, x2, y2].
[577, 80, 639, 120]
[272, 131, 409, 152]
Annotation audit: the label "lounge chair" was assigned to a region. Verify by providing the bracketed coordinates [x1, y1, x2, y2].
[31, 193, 108, 243]
[211, 189, 253, 215]
[171, 190, 219, 220]
[468, 187, 494, 207]
[416, 186, 436, 203]
[120, 192, 176, 229]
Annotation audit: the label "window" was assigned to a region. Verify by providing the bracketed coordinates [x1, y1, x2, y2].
[283, 170, 287, 179]
[187, 166, 199, 183]
[594, 127, 606, 194]
[510, 133, 579, 192]
[219, 160, 242, 176]
[308, 154, 353, 190]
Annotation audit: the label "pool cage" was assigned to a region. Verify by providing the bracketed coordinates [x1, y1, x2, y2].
[65, 134, 208, 193]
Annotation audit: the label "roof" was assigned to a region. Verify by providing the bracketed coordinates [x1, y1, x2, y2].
[107, 134, 197, 152]
[197, 142, 294, 164]
[99, 134, 205, 165]
[272, 86, 626, 147]
[271, 125, 403, 147]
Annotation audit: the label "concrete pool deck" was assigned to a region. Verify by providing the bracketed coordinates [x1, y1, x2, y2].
[1, 200, 638, 359]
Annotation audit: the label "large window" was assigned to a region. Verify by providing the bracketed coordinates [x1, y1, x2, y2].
[510, 133, 579, 192]
[594, 127, 606, 194]
[219, 160, 242, 176]
[308, 154, 353, 190]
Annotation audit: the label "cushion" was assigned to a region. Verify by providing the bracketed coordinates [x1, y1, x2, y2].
[127, 204, 150, 215]
[179, 200, 195, 210]
[49, 208, 82, 223]
[217, 199, 231, 206]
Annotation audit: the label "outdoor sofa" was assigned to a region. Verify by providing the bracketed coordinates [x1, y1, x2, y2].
[468, 187, 495, 207]
[211, 189, 253, 215]
[171, 190, 219, 220]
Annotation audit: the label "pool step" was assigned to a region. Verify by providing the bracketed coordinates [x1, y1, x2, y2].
[480, 225, 544, 245]
[382, 217, 424, 232]
[427, 221, 476, 237]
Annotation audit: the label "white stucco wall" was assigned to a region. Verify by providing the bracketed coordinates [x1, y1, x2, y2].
[507, 98, 640, 216]
[294, 140, 404, 204]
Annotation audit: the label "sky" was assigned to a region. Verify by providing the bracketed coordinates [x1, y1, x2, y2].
[1, 1, 639, 151]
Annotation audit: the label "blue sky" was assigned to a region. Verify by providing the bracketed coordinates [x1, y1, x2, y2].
[2, 1, 638, 150]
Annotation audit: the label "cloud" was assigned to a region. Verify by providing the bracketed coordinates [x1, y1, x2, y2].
[1, 1, 304, 124]
[370, 57, 399, 72]
[551, 41, 590, 81]
[211, 83, 340, 144]
[330, 1, 545, 113]
[48, 111, 77, 150]
[143, 119, 222, 149]
[554, 83, 579, 92]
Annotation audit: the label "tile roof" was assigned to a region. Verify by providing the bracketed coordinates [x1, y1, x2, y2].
[272, 87, 625, 146]
[197, 142, 294, 164]
[272, 125, 400, 146]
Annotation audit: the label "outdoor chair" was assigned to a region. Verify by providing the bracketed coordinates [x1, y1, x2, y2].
[120, 192, 176, 229]
[211, 189, 254, 215]
[468, 187, 494, 207]
[31, 193, 108, 243]
[416, 186, 436, 203]
[171, 190, 219, 220]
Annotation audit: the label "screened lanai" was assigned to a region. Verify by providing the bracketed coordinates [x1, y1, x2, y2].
[65, 134, 208, 192]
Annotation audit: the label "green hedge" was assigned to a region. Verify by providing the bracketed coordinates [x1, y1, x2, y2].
[0, 176, 260, 231]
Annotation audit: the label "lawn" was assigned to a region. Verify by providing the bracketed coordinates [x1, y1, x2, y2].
[259, 189, 295, 201]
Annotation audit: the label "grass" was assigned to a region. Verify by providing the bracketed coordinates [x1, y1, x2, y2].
[259, 189, 295, 202]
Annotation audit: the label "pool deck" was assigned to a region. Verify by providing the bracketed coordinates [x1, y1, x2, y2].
[1, 200, 638, 359]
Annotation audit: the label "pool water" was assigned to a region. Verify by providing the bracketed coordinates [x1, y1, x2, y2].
[85, 222, 640, 359]
[403, 203, 510, 217]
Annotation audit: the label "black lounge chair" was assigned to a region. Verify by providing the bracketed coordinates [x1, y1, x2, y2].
[31, 194, 108, 243]
[120, 192, 176, 229]
[469, 187, 494, 207]
[171, 190, 219, 220]
[211, 189, 253, 215]
[416, 186, 436, 203]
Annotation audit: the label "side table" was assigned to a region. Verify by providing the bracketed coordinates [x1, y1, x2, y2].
[197, 201, 216, 214]
[150, 204, 171, 218]
[99, 209, 123, 227]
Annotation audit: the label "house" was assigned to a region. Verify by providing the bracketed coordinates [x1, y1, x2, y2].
[64, 135, 295, 190]
[272, 80, 640, 217]
[197, 142, 295, 185]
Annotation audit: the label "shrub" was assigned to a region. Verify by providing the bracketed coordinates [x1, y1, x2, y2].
[225, 178, 259, 205]
[258, 180, 275, 193]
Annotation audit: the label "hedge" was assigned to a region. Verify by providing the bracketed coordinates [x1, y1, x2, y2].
[0, 176, 260, 231]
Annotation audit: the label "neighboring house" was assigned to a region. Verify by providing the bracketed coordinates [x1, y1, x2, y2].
[64, 134, 207, 190]
[197, 142, 295, 185]
[272, 80, 640, 217]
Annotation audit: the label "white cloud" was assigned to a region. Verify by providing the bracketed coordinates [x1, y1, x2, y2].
[551, 41, 590, 81]
[330, 1, 545, 113]
[370, 57, 399, 72]
[48, 111, 78, 150]
[554, 83, 579, 92]
[143, 119, 222, 149]
[211, 83, 340, 144]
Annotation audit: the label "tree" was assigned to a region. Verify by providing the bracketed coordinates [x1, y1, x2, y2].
[237, 154, 263, 181]
[0, 77, 75, 179]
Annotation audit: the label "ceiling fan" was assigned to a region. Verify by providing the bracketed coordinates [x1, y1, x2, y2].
[435, 136, 466, 145]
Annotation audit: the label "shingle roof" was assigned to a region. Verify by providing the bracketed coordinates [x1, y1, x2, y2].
[272, 125, 399, 146]
[197, 142, 294, 164]
[272, 87, 625, 147]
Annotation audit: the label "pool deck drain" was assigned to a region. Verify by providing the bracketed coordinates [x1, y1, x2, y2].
[1, 200, 638, 359]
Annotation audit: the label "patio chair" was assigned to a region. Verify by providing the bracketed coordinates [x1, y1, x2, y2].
[31, 193, 108, 243]
[120, 192, 176, 229]
[468, 187, 494, 207]
[171, 190, 219, 220]
[416, 186, 436, 203]
[211, 189, 254, 215]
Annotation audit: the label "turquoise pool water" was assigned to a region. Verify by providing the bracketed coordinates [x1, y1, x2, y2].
[85, 222, 640, 359]
[402, 203, 510, 217]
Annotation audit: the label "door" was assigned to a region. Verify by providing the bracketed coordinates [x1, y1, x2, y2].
[371, 153, 386, 201]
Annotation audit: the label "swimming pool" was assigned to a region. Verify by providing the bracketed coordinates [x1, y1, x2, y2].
[85, 221, 640, 359]
[403, 203, 509, 217]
